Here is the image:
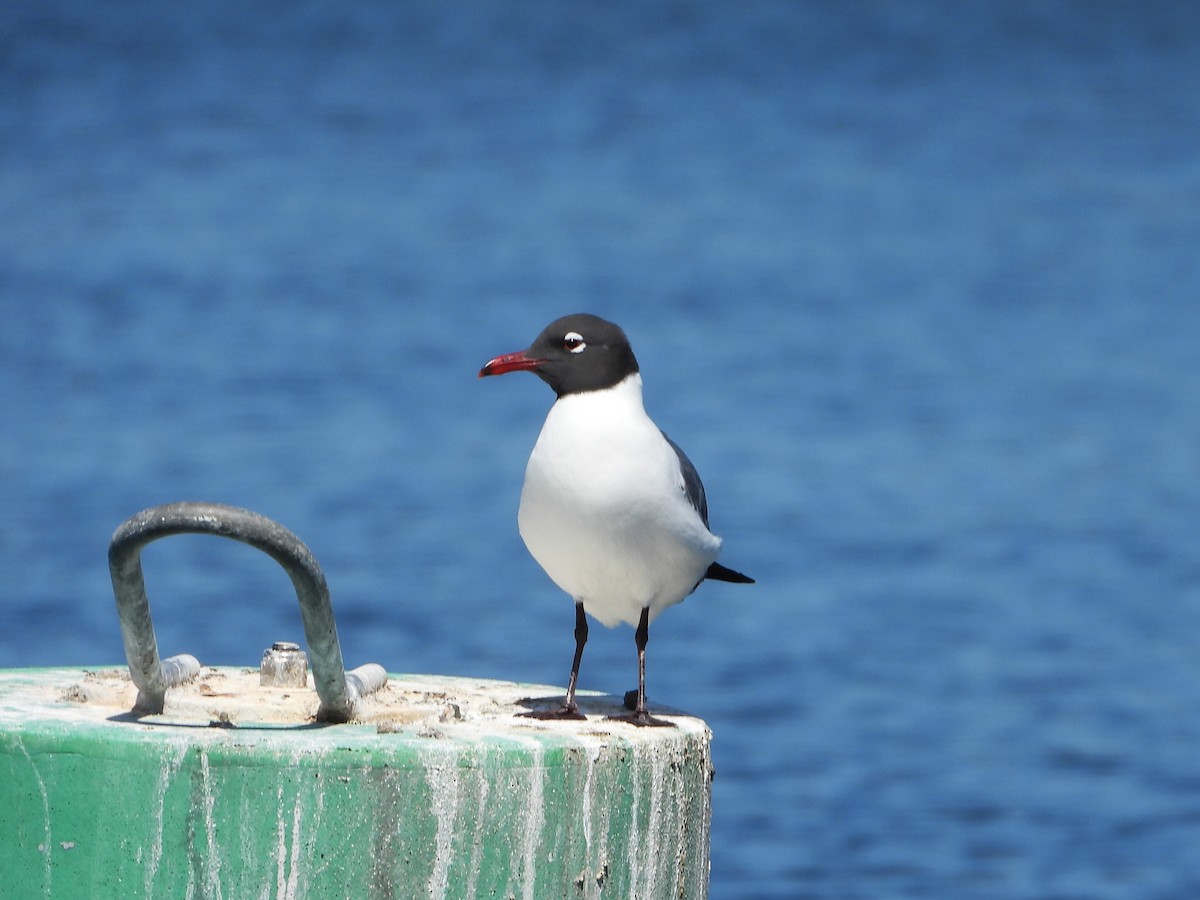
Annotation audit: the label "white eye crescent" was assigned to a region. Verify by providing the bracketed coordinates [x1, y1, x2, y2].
[562, 332, 587, 353]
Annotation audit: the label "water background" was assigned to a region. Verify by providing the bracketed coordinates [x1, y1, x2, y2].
[3, 3, 1200, 897]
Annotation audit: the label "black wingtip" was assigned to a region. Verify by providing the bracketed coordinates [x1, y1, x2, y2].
[705, 562, 755, 584]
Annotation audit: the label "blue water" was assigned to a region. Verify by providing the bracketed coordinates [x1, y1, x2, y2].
[4, 2, 1200, 896]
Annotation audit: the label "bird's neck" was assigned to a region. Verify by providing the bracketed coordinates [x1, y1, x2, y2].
[556, 371, 645, 411]
[542, 373, 650, 442]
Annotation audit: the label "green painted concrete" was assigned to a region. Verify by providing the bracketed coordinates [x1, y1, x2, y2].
[0, 668, 712, 899]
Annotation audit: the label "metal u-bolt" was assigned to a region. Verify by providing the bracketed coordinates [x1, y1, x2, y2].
[108, 501, 386, 722]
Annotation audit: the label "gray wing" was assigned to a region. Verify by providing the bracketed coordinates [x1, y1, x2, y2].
[661, 431, 709, 528]
[664, 431, 756, 587]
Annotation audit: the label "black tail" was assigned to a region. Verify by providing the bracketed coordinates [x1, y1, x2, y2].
[705, 562, 755, 584]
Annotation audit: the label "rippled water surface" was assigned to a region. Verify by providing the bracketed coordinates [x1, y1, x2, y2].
[3, 3, 1200, 896]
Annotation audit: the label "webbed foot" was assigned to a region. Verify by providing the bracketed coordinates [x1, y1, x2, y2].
[518, 702, 586, 721]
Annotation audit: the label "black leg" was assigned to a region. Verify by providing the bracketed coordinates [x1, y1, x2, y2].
[520, 601, 588, 720]
[562, 601, 589, 711]
[607, 607, 674, 727]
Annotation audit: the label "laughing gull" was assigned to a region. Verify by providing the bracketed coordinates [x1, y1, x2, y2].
[479, 313, 753, 726]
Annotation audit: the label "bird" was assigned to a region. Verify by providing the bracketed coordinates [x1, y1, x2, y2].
[479, 313, 753, 726]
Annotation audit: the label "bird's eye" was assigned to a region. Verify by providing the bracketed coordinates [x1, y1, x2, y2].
[562, 332, 587, 354]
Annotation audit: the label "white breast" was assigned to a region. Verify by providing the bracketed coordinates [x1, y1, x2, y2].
[517, 374, 722, 628]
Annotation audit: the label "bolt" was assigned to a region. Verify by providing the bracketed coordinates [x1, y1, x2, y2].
[260, 641, 309, 688]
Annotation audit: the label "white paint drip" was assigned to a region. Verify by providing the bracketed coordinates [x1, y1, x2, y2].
[274, 783, 288, 898]
[269, 751, 321, 900]
[146, 741, 188, 897]
[581, 743, 595, 862]
[199, 751, 223, 900]
[506, 735, 545, 900]
[424, 757, 462, 900]
[284, 792, 303, 899]
[463, 762, 491, 900]
[625, 742, 642, 898]
[305, 769, 329, 884]
[576, 735, 607, 900]
[644, 743, 668, 900]
[16, 739, 52, 894]
[625, 733, 697, 900]
[670, 742, 689, 895]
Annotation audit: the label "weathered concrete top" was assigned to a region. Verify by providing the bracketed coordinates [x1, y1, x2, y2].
[0, 666, 711, 756]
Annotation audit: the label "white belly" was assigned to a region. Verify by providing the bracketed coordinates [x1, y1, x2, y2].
[517, 376, 722, 628]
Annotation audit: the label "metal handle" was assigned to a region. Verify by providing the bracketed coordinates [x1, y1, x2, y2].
[108, 501, 386, 722]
